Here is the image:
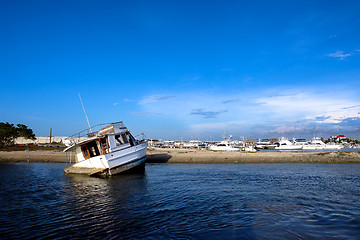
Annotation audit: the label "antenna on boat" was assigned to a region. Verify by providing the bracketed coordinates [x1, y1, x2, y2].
[78, 92, 92, 133]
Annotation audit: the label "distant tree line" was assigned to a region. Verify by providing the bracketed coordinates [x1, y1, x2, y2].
[0, 122, 36, 147]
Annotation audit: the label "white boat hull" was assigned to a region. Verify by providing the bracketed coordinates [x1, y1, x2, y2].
[302, 145, 343, 150]
[244, 146, 257, 152]
[107, 142, 147, 168]
[275, 145, 303, 150]
[65, 142, 147, 176]
[209, 146, 240, 151]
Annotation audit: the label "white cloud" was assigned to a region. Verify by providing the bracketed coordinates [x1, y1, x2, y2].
[136, 88, 360, 138]
[191, 109, 226, 118]
[222, 98, 242, 104]
[270, 125, 305, 134]
[313, 106, 360, 124]
[139, 95, 175, 104]
[327, 50, 352, 60]
[255, 91, 360, 124]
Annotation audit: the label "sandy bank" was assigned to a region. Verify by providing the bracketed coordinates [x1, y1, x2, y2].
[146, 148, 360, 163]
[0, 150, 73, 163]
[1, 148, 359, 164]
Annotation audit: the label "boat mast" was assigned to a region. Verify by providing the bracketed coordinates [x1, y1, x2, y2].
[78, 92, 92, 133]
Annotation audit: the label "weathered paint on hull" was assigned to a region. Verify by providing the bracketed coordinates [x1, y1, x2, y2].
[96, 156, 147, 177]
[64, 142, 147, 176]
[107, 142, 147, 169]
[64, 156, 147, 176]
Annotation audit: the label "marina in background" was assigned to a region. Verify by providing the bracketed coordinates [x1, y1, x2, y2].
[14, 134, 360, 152]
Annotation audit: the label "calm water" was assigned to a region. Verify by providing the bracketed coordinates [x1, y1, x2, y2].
[0, 162, 360, 239]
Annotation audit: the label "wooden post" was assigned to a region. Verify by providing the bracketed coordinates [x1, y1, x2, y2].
[26, 148, 30, 162]
[50, 128, 52, 144]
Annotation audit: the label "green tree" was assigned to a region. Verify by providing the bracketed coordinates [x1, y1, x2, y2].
[0, 122, 36, 147]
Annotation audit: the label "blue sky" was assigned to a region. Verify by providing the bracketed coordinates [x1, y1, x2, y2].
[1, 0, 360, 140]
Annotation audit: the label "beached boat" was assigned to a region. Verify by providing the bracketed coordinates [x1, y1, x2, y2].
[302, 137, 343, 150]
[275, 137, 303, 150]
[63, 122, 147, 176]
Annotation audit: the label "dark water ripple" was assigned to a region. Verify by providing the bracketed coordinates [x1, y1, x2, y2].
[0, 162, 360, 239]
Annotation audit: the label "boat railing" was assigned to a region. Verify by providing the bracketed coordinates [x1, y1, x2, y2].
[64, 123, 112, 145]
[70, 123, 113, 138]
[64, 123, 148, 147]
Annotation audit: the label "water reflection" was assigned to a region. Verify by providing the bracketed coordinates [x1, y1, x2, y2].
[61, 172, 149, 238]
[1, 163, 360, 239]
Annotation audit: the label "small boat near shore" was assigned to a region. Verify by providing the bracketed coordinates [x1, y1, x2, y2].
[63, 122, 147, 177]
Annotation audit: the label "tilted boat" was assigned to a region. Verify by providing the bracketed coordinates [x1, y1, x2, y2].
[63, 122, 147, 176]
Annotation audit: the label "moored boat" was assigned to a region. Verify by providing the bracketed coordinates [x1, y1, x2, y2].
[63, 122, 147, 177]
[255, 139, 277, 150]
[302, 137, 343, 150]
[275, 137, 303, 150]
[208, 136, 240, 151]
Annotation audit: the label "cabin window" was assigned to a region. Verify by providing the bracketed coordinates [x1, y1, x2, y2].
[99, 137, 109, 154]
[81, 140, 101, 159]
[114, 132, 134, 147]
[121, 134, 129, 144]
[115, 133, 131, 146]
[128, 133, 135, 146]
[115, 135, 124, 146]
[81, 145, 90, 159]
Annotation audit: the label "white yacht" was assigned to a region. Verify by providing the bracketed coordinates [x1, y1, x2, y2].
[209, 136, 240, 151]
[63, 122, 147, 176]
[255, 139, 277, 150]
[275, 137, 303, 150]
[302, 137, 343, 150]
[208, 136, 257, 152]
[293, 138, 309, 146]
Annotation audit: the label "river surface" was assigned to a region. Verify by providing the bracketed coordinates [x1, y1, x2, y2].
[0, 162, 359, 239]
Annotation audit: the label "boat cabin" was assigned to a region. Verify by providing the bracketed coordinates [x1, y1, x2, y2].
[65, 122, 138, 162]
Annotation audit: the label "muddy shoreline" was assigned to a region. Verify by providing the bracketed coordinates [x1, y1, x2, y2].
[1, 148, 360, 164]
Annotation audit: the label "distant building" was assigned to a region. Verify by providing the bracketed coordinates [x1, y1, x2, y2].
[15, 136, 87, 145]
[330, 135, 348, 142]
[148, 139, 162, 147]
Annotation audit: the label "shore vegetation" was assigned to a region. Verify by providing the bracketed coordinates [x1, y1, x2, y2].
[0, 122, 36, 147]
